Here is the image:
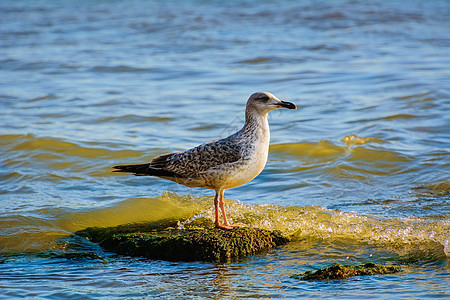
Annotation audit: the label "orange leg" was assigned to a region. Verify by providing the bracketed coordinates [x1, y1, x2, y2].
[219, 191, 230, 226]
[214, 190, 234, 230]
[214, 192, 220, 227]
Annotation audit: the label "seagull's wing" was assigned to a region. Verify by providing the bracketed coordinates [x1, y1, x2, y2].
[113, 136, 244, 179]
[159, 137, 244, 178]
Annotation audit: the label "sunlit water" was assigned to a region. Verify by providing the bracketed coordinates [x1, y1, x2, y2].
[1, 0, 449, 298]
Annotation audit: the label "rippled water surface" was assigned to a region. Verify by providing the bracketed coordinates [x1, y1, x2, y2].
[1, 0, 449, 298]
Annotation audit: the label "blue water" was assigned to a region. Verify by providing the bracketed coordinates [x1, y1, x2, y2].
[1, 0, 449, 298]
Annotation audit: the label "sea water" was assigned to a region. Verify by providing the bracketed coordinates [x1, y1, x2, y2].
[1, 0, 449, 298]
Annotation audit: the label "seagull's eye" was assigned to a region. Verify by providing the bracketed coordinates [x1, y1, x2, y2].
[258, 95, 270, 102]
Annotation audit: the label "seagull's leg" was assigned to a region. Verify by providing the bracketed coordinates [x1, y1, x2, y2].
[219, 191, 230, 225]
[219, 190, 237, 229]
[214, 192, 221, 228]
[214, 190, 234, 230]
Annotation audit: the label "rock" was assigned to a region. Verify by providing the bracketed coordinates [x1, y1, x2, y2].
[292, 262, 401, 281]
[75, 218, 289, 262]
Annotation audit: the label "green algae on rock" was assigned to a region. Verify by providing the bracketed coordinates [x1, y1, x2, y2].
[75, 219, 289, 262]
[292, 263, 401, 281]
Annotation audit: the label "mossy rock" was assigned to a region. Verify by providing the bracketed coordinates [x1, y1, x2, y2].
[75, 218, 184, 243]
[292, 263, 401, 281]
[75, 219, 289, 262]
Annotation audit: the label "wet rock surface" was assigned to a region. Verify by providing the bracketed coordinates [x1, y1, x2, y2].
[292, 262, 401, 281]
[75, 219, 289, 262]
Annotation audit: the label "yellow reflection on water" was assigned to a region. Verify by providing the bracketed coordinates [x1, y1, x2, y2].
[57, 193, 203, 233]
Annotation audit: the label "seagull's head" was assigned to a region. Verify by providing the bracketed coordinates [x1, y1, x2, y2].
[246, 91, 296, 115]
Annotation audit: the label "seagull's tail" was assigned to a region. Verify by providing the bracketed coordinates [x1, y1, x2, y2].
[112, 163, 183, 178]
[112, 163, 151, 175]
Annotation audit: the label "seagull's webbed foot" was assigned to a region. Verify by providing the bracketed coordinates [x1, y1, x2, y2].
[224, 221, 240, 228]
[215, 223, 236, 230]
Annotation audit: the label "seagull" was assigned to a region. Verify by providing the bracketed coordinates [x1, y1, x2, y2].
[113, 92, 296, 229]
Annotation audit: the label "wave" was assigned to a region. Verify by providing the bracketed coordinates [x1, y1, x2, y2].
[1, 133, 448, 258]
[1, 133, 416, 180]
[270, 137, 414, 179]
[0, 192, 448, 258]
[0, 134, 148, 173]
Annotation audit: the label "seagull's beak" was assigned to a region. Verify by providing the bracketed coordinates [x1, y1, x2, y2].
[277, 100, 297, 110]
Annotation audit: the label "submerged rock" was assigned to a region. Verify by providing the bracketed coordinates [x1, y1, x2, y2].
[292, 263, 401, 281]
[75, 218, 289, 262]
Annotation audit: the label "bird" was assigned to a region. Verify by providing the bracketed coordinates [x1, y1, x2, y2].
[113, 91, 296, 229]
